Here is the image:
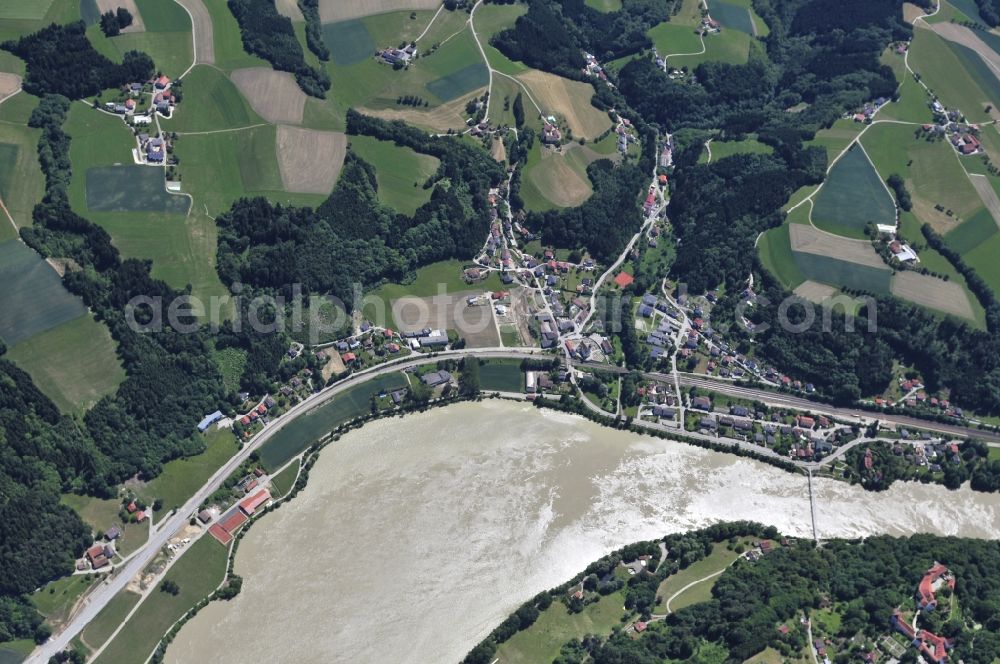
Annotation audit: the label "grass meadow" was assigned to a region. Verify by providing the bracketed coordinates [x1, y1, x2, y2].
[136, 428, 240, 509]
[812, 145, 896, 238]
[700, 137, 773, 163]
[160, 65, 263, 133]
[348, 135, 440, 214]
[908, 27, 996, 123]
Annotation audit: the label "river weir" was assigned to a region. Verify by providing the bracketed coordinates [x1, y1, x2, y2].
[164, 400, 1000, 664]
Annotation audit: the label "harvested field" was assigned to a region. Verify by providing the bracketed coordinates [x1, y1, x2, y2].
[793, 280, 838, 304]
[390, 291, 500, 348]
[231, 68, 306, 124]
[969, 174, 1000, 230]
[360, 90, 485, 133]
[0, 73, 20, 102]
[174, 0, 214, 64]
[891, 271, 975, 319]
[275, 0, 303, 21]
[903, 2, 926, 23]
[319, 349, 346, 382]
[788, 223, 887, 269]
[275, 125, 347, 194]
[96, 0, 145, 32]
[490, 136, 505, 162]
[515, 70, 612, 139]
[931, 22, 1000, 80]
[317, 0, 440, 24]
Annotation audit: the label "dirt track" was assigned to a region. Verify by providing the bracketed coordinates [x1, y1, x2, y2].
[788, 224, 887, 269]
[0, 73, 21, 102]
[96, 0, 145, 31]
[231, 68, 306, 124]
[318, 0, 440, 23]
[174, 0, 214, 65]
[276, 125, 347, 194]
[970, 173, 1000, 230]
[891, 271, 975, 320]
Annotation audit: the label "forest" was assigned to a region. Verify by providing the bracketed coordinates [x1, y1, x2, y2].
[227, 0, 330, 97]
[977, 0, 1000, 25]
[297, 0, 330, 61]
[216, 111, 505, 301]
[491, 0, 679, 80]
[1, 22, 155, 99]
[466, 524, 1000, 664]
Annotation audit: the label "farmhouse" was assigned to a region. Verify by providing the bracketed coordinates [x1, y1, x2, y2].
[541, 122, 562, 145]
[378, 44, 416, 66]
[421, 370, 453, 387]
[239, 489, 272, 517]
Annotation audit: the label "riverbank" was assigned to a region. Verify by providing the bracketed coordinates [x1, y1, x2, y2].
[162, 400, 1000, 664]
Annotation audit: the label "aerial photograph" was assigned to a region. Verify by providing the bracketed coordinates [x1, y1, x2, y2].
[3, 0, 1000, 662]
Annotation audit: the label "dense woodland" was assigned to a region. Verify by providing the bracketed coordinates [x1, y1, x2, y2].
[976, 0, 1000, 25]
[467, 524, 1000, 664]
[217, 110, 505, 300]
[297, 0, 329, 61]
[227, 0, 330, 97]
[1, 22, 154, 99]
[491, 0, 678, 80]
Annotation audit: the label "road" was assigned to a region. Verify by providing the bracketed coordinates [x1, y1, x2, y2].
[30, 346, 543, 662]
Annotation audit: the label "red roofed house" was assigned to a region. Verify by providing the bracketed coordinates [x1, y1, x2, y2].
[633, 621, 647, 633]
[126, 501, 137, 513]
[342, 352, 357, 363]
[614, 272, 634, 289]
[798, 415, 815, 428]
[86, 544, 109, 569]
[135, 510, 147, 523]
[257, 403, 267, 415]
[155, 75, 170, 89]
[239, 489, 272, 516]
[918, 563, 950, 611]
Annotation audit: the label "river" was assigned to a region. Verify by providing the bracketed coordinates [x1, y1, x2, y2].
[164, 400, 1000, 664]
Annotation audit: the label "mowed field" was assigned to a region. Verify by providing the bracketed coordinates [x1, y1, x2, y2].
[95, 0, 144, 31]
[793, 280, 838, 304]
[515, 70, 612, 139]
[0, 93, 44, 238]
[230, 68, 307, 125]
[349, 135, 440, 214]
[160, 65, 262, 132]
[0, 0, 78, 44]
[6, 312, 125, 413]
[391, 291, 500, 347]
[521, 142, 603, 211]
[317, 0, 440, 23]
[700, 137, 773, 163]
[100, 0, 194, 79]
[0, 240, 88, 345]
[276, 125, 347, 194]
[173, 0, 215, 65]
[86, 166, 190, 214]
[788, 223, 892, 294]
[909, 25, 999, 122]
[891, 271, 976, 320]
[812, 145, 896, 239]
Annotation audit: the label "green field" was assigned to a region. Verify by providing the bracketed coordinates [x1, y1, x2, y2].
[520, 142, 605, 211]
[201, 0, 269, 71]
[79, 590, 141, 653]
[86, 165, 190, 214]
[365, 259, 503, 302]
[348, 135, 440, 215]
[212, 346, 247, 393]
[31, 575, 98, 627]
[496, 582, 629, 664]
[0, 0, 55, 20]
[159, 65, 262, 133]
[258, 373, 410, 468]
[647, 21, 703, 57]
[0, 240, 88, 345]
[6, 312, 125, 413]
[656, 543, 740, 609]
[323, 18, 377, 66]
[94, 536, 229, 664]
[475, 3, 530, 75]
[961, 230, 1000, 294]
[425, 61, 490, 102]
[584, 0, 622, 10]
[269, 460, 299, 497]
[480, 360, 523, 392]
[945, 207, 999, 253]
[758, 223, 806, 289]
[909, 27, 996, 123]
[136, 428, 239, 510]
[804, 118, 863, 163]
[812, 145, 896, 238]
[60, 493, 121, 534]
[700, 137, 773, 163]
[0, 103, 44, 235]
[792, 252, 892, 294]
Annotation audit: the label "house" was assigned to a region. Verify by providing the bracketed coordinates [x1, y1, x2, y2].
[239, 489, 272, 517]
[652, 405, 675, 418]
[155, 75, 170, 89]
[135, 510, 147, 523]
[797, 415, 815, 429]
[422, 370, 453, 387]
[197, 509, 212, 524]
[86, 544, 109, 569]
[105, 526, 121, 541]
[541, 122, 562, 144]
[692, 396, 712, 410]
[197, 410, 223, 432]
[638, 304, 654, 317]
[525, 371, 537, 393]
[917, 562, 952, 611]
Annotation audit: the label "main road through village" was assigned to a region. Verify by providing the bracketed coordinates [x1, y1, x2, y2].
[30, 346, 1000, 661]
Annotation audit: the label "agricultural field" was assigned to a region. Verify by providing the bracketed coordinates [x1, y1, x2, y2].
[670, 26, 754, 68]
[317, 0, 440, 23]
[707, 0, 756, 35]
[230, 68, 307, 125]
[860, 122, 980, 232]
[804, 118, 863, 163]
[135, 428, 239, 509]
[93, 536, 229, 664]
[793, 280, 839, 304]
[323, 18, 378, 66]
[946, 206, 998, 254]
[276, 125, 347, 195]
[515, 70, 612, 140]
[811, 144, 896, 239]
[0, 240, 89, 346]
[647, 21, 704, 58]
[908, 26, 999, 123]
[78, 590, 141, 654]
[85, 166, 190, 214]
[348, 134, 440, 214]
[0, 99, 43, 237]
[758, 224, 806, 290]
[173, 0, 215, 66]
[0, 0, 78, 44]
[201, 0, 268, 71]
[521, 142, 602, 211]
[92, 0, 194, 79]
[212, 346, 247, 393]
[788, 223, 893, 294]
[479, 360, 523, 392]
[160, 65, 263, 133]
[700, 137, 773, 163]
[890, 271, 976, 321]
[6, 312, 125, 413]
